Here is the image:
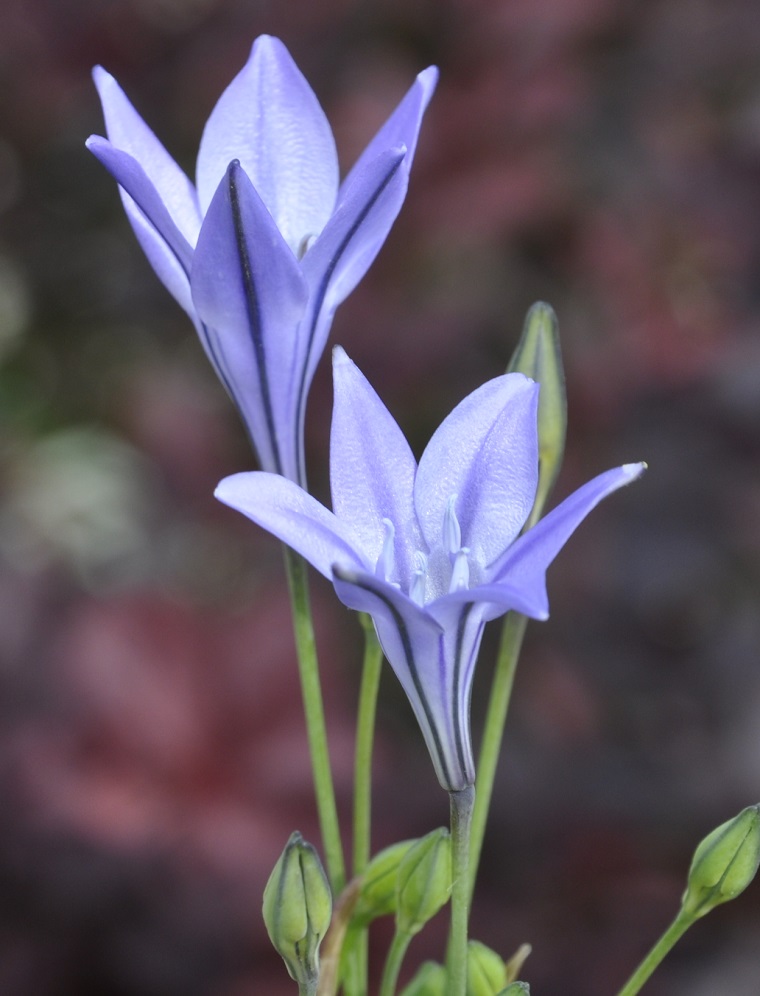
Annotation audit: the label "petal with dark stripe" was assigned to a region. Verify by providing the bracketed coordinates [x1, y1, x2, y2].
[191, 161, 309, 480]
[333, 567, 483, 791]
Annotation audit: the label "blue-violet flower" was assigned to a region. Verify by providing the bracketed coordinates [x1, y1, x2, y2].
[216, 348, 645, 791]
[87, 36, 437, 485]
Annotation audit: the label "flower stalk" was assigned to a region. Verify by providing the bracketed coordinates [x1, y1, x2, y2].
[353, 615, 384, 875]
[284, 546, 346, 894]
[615, 912, 693, 996]
[467, 611, 527, 904]
[448, 785, 475, 995]
[342, 615, 384, 995]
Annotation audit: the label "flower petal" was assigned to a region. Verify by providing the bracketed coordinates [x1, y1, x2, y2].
[415, 373, 540, 563]
[429, 580, 548, 624]
[330, 348, 421, 583]
[301, 65, 438, 331]
[287, 148, 408, 485]
[91, 67, 202, 245]
[299, 145, 406, 366]
[215, 471, 365, 577]
[333, 566, 479, 791]
[339, 66, 438, 202]
[191, 161, 309, 480]
[196, 35, 339, 253]
[87, 136, 195, 313]
[488, 462, 647, 615]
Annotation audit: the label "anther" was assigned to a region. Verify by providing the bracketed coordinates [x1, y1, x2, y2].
[375, 518, 395, 580]
[410, 551, 428, 605]
[297, 233, 317, 259]
[449, 548, 470, 592]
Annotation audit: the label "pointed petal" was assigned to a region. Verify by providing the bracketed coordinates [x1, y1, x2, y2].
[87, 136, 196, 313]
[92, 66, 201, 245]
[488, 463, 647, 616]
[216, 472, 365, 577]
[330, 348, 421, 582]
[415, 373, 540, 563]
[285, 149, 407, 469]
[196, 35, 339, 253]
[333, 566, 479, 790]
[339, 66, 438, 200]
[300, 65, 438, 320]
[432, 582, 549, 623]
[299, 145, 406, 344]
[307, 66, 437, 312]
[191, 161, 309, 480]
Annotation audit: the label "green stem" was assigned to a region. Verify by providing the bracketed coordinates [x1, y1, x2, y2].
[467, 612, 527, 903]
[616, 911, 695, 996]
[343, 616, 383, 996]
[283, 546, 346, 894]
[378, 929, 413, 996]
[448, 785, 475, 996]
[353, 615, 384, 875]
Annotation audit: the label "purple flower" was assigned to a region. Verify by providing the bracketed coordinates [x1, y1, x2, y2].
[216, 348, 645, 791]
[87, 36, 437, 485]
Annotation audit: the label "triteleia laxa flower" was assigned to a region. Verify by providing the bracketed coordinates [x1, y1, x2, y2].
[87, 36, 437, 485]
[216, 348, 645, 792]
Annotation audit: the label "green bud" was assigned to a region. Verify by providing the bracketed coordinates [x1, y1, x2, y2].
[262, 831, 332, 988]
[467, 940, 507, 995]
[396, 827, 451, 936]
[352, 839, 416, 926]
[681, 804, 760, 919]
[399, 960, 448, 995]
[497, 984, 530, 995]
[507, 301, 566, 526]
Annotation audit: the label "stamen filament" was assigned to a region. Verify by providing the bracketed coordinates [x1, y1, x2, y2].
[442, 494, 461, 555]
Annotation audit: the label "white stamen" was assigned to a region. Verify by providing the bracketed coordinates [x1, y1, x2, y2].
[410, 551, 428, 605]
[449, 548, 471, 592]
[375, 518, 395, 580]
[442, 494, 461, 555]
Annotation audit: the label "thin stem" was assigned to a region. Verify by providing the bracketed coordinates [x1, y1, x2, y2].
[342, 616, 383, 996]
[616, 911, 695, 996]
[283, 546, 346, 894]
[467, 612, 527, 904]
[378, 929, 413, 996]
[353, 615, 384, 874]
[448, 785, 475, 996]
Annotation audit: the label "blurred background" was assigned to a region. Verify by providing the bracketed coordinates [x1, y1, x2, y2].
[2, 0, 760, 992]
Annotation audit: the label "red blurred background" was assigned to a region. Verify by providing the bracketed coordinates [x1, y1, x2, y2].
[2, 0, 760, 993]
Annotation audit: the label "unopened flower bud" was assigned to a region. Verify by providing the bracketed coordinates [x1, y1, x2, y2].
[507, 301, 566, 524]
[352, 839, 416, 926]
[681, 804, 760, 919]
[396, 827, 451, 936]
[399, 960, 448, 995]
[467, 940, 507, 995]
[262, 831, 332, 989]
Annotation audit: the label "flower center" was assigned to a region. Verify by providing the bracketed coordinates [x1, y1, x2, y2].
[414, 495, 474, 605]
[373, 496, 478, 605]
